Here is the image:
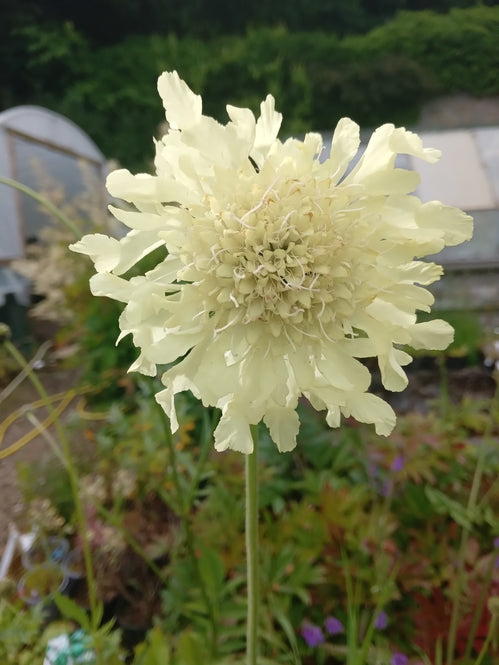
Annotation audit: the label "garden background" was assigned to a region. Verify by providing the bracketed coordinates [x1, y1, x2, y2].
[1, 1, 499, 664]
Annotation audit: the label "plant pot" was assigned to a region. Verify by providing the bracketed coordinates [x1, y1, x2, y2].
[21, 536, 70, 569]
[18, 562, 69, 624]
[18, 562, 68, 605]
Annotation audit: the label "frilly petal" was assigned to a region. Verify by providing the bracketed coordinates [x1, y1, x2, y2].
[328, 117, 360, 182]
[214, 403, 255, 453]
[157, 70, 202, 130]
[70, 234, 119, 273]
[263, 407, 300, 453]
[251, 95, 282, 166]
[344, 393, 396, 436]
[408, 319, 455, 350]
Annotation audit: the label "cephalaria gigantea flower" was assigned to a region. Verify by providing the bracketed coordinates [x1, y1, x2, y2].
[71, 71, 473, 453]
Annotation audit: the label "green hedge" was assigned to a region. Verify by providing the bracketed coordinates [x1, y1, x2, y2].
[14, 5, 499, 170]
[363, 6, 499, 95]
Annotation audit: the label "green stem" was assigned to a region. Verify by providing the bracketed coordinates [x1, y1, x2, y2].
[437, 354, 450, 422]
[246, 426, 259, 665]
[474, 613, 498, 665]
[156, 402, 218, 655]
[4, 341, 99, 626]
[463, 552, 498, 661]
[0, 176, 81, 238]
[185, 408, 217, 508]
[445, 381, 499, 665]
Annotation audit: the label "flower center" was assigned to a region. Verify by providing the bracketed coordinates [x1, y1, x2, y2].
[194, 172, 363, 340]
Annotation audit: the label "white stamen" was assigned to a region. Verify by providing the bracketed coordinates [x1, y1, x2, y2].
[239, 176, 280, 225]
[318, 316, 336, 344]
[283, 325, 297, 352]
[214, 313, 241, 335]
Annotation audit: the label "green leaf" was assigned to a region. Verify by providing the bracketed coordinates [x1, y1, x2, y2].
[271, 604, 302, 665]
[133, 626, 170, 665]
[425, 486, 473, 530]
[198, 547, 225, 602]
[52, 593, 91, 632]
[176, 631, 206, 665]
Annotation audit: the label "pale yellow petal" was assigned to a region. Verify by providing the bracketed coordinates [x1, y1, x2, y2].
[251, 95, 282, 166]
[157, 70, 202, 130]
[366, 298, 417, 327]
[89, 272, 132, 302]
[390, 127, 441, 163]
[408, 319, 455, 350]
[263, 407, 299, 452]
[378, 348, 410, 392]
[226, 104, 256, 149]
[363, 168, 420, 195]
[417, 202, 474, 246]
[155, 387, 179, 432]
[107, 170, 159, 202]
[328, 117, 360, 181]
[344, 393, 396, 436]
[214, 404, 254, 453]
[70, 234, 120, 272]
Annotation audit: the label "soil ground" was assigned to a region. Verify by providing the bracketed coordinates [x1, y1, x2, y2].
[0, 346, 83, 553]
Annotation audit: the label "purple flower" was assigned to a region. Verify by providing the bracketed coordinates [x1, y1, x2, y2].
[301, 622, 325, 647]
[374, 610, 388, 630]
[391, 653, 409, 665]
[391, 455, 405, 473]
[380, 480, 393, 497]
[324, 615, 345, 635]
[493, 537, 499, 549]
[367, 460, 379, 482]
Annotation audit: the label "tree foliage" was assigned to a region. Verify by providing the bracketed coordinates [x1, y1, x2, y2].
[4, 0, 497, 44]
[1, 5, 498, 169]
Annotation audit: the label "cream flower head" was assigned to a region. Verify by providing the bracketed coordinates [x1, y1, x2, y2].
[70, 71, 473, 453]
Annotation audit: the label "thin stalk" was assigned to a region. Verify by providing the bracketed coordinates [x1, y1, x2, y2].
[4, 342, 99, 628]
[0, 176, 81, 238]
[474, 613, 498, 665]
[445, 381, 499, 665]
[476, 475, 499, 512]
[156, 403, 218, 655]
[185, 408, 217, 508]
[463, 552, 498, 661]
[246, 426, 259, 665]
[0, 340, 52, 404]
[343, 558, 359, 665]
[22, 410, 67, 467]
[437, 355, 451, 422]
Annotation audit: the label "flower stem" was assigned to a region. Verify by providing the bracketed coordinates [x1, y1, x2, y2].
[445, 381, 499, 665]
[156, 401, 219, 655]
[0, 176, 81, 238]
[246, 426, 259, 665]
